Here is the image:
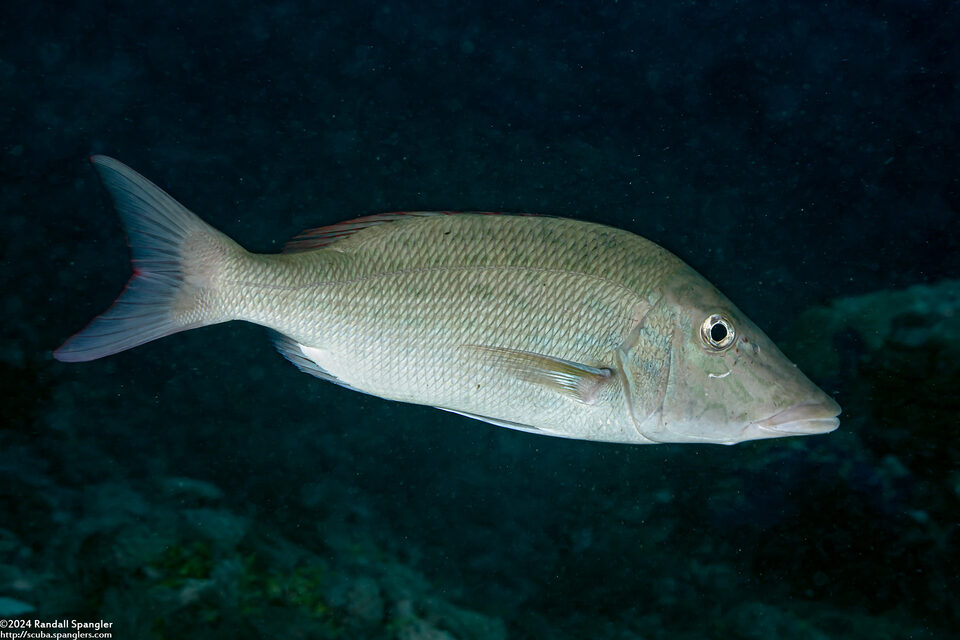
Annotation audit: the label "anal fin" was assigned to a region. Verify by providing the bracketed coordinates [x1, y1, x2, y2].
[272, 332, 368, 396]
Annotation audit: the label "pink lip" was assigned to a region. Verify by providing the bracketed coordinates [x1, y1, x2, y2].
[753, 399, 841, 435]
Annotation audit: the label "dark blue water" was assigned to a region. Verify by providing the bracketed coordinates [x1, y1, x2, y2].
[2, 1, 957, 638]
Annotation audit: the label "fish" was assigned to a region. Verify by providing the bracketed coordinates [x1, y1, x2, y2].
[54, 156, 841, 445]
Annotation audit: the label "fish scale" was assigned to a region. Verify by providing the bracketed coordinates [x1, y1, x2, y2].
[54, 156, 841, 445]
[211, 216, 656, 436]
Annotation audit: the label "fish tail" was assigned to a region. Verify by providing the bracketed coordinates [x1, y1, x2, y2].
[53, 156, 245, 362]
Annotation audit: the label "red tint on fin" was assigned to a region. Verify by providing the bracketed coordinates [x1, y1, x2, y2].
[283, 211, 509, 253]
[54, 156, 237, 362]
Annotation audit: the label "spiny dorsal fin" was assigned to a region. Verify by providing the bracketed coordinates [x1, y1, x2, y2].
[283, 211, 507, 253]
[467, 345, 614, 405]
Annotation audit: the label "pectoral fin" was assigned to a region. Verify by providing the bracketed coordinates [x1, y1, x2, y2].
[467, 345, 614, 404]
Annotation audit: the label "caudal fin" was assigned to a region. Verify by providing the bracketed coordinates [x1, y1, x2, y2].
[54, 156, 243, 362]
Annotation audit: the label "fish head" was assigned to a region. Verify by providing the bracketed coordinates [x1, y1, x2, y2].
[623, 269, 840, 445]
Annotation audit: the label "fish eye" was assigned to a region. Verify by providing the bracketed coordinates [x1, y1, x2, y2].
[700, 314, 736, 351]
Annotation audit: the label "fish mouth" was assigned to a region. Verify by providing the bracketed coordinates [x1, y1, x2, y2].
[753, 398, 842, 436]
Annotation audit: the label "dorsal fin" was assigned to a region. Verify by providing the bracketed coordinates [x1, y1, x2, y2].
[283, 211, 507, 253]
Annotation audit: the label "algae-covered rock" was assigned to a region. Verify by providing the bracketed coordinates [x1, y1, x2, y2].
[724, 601, 831, 640]
[787, 278, 960, 383]
[0, 596, 34, 617]
[778, 279, 960, 634]
[158, 476, 225, 504]
[860, 306, 960, 466]
[380, 563, 507, 640]
[787, 278, 960, 477]
[180, 508, 250, 549]
[110, 522, 179, 571]
[323, 573, 385, 626]
[0, 528, 24, 557]
[396, 618, 457, 640]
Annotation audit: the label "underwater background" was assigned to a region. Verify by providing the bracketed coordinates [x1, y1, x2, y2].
[2, 1, 958, 638]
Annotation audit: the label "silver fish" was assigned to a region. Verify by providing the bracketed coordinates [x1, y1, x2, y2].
[55, 156, 840, 445]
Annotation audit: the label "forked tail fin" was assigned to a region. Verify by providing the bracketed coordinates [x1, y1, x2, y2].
[54, 156, 244, 362]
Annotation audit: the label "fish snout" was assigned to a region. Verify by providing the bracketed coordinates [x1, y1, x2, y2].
[753, 397, 841, 436]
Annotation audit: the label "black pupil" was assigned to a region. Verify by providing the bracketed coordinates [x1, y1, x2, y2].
[710, 322, 728, 343]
